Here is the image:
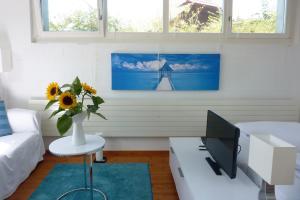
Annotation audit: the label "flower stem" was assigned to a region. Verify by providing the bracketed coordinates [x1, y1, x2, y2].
[81, 92, 87, 112]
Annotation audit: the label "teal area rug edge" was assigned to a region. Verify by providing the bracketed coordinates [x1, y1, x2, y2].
[29, 163, 153, 200]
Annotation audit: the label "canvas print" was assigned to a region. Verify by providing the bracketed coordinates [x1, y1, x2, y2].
[111, 53, 220, 91]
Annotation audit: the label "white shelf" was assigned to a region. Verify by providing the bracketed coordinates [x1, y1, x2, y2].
[169, 137, 259, 200]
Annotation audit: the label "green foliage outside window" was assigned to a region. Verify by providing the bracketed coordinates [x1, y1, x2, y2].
[232, 13, 277, 33]
[107, 17, 162, 32]
[49, 10, 98, 32]
[47, 6, 277, 34]
[169, 6, 222, 33]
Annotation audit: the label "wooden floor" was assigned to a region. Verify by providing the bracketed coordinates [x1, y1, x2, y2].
[8, 151, 179, 200]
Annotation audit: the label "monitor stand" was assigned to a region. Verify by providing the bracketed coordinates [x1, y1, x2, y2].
[205, 157, 222, 176]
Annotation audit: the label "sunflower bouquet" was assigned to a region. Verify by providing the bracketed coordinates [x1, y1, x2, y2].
[45, 77, 106, 136]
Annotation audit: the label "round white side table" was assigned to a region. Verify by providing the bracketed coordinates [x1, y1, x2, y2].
[49, 134, 107, 200]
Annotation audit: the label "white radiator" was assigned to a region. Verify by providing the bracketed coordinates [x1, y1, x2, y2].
[29, 98, 299, 137]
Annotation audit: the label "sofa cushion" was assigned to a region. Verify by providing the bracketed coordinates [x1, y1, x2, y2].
[7, 109, 40, 133]
[0, 132, 37, 156]
[0, 101, 12, 137]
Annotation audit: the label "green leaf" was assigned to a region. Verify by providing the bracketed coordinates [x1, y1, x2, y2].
[44, 100, 58, 110]
[60, 84, 72, 88]
[57, 114, 72, 136]
[72, 76, 82, 95]
[64, 110, 73, 116]
[87, 104, 98, 113]
[64, 106, 80, 117]
[92, 96, 104, 105]
[73, 76, 81, 85]
[92, 112, 107, 120]
[49, 108, 63, 119]
[71, 106, 81, 116]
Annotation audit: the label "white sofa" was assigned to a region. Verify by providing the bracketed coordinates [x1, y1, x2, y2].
[0, 109, 45, 199]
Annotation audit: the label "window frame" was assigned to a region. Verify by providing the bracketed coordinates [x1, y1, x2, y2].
[31, 0, 104, 41]
[31, 0, 292, 42]
[166, 0, 226, 35]
[226, 0, 290, 39]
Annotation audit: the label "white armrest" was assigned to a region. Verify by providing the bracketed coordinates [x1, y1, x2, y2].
[7, 109, 42, 134]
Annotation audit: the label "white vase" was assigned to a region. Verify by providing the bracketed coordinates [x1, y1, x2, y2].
[71, 111, 87, 146]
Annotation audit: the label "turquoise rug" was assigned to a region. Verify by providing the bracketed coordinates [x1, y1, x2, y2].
[29, 163, 153, 200]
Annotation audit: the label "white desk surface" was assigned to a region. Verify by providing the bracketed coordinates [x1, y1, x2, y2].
[170, 137, 259, 200]
[49, 134, 105, 156]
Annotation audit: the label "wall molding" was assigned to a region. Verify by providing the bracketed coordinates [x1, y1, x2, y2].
[29, 98, 300, 137]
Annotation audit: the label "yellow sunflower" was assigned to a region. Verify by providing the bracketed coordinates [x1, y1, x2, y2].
[81, 83, 96, 95]
[59, 92, 77, 110]
[46, 82, 59, 100]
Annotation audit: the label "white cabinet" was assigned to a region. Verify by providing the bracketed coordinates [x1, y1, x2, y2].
[169, 137, 259, 200]
[170, 146, 194, 200]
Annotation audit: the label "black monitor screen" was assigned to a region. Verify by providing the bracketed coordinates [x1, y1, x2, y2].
[205, 110, 240, 179]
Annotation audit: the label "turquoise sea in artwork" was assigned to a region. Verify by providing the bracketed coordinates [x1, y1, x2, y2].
[112, 53, 220, 91]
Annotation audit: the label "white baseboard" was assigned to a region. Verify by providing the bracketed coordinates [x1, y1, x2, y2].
[43, 136, 169, 151]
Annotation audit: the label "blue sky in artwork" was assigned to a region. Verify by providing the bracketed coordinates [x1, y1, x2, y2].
[112, 53, 158, 71]
[160, 54, 220, 72]
[112, 53, 220, 72]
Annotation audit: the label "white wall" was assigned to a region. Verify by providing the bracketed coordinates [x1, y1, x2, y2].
[0, 0, 299, 108]
[1, 0, 299, 150]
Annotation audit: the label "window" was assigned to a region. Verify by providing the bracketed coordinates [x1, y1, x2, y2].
[169, 0, 224, 33]
[40, 0, 99, 32]
[107, 0, 163, 32]
[232, 0, 286, 34]
[31, 0, 291, 41]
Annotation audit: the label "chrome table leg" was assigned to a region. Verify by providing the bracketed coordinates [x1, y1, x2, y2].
[84, 155, 87, 189]
[56, 154, 107, 200]
[90, 154, 93, 200]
